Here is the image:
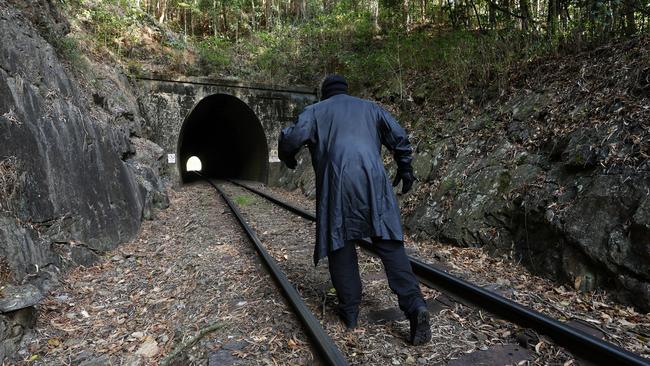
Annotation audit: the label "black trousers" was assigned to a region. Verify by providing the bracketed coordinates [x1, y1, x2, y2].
[328, 239, 426, 319]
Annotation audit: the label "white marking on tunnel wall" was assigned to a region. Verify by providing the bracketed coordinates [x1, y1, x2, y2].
[269, 149, 280, 163]
[186, 156, 202, 172]
[167, 154, 176, 164]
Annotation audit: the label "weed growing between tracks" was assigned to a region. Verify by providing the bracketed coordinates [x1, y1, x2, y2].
[234, 194, 256, 206]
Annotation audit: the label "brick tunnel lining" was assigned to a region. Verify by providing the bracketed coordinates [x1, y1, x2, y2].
[178, 94, 269, 183]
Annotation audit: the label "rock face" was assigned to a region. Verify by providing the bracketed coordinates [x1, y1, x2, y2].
[0, 1, 167, 360]
[0, 285, 43, 313]
[272, 149, 317, 197]
[404, 41, 650, 311]
[407, 130, 649, 308]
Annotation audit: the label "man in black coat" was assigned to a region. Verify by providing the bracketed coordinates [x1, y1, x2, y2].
[278, 75, 431, 345]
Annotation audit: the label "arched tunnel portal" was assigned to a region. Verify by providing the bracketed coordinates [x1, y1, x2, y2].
[177, 94, 269, 183]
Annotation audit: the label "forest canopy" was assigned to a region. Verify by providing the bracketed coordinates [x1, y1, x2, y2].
[61, 0, 649, 98]
[106, 0, 647, 39]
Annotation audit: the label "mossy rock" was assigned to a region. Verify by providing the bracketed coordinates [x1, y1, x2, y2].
[411, 152, 433, 182]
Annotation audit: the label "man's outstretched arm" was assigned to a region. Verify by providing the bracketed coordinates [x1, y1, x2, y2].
[278, 107, 316, 169]
[377, 106, 415, 194]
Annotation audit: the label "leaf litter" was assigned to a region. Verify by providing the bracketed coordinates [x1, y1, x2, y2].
[223, 183, 564, 365]
[20, 184, 314, 365]
[19, 179, 649, 365]
[261, 182, 650, 364]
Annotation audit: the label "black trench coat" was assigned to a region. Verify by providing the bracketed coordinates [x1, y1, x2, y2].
[278, 94, 413, 265]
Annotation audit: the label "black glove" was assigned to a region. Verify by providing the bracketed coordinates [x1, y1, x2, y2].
[278, 144, 298, 169]
[283, 156, 298, 169]
[392, 167, 415, 194]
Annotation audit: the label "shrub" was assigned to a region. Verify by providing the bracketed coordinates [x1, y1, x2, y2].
[196, 36, 232, 73]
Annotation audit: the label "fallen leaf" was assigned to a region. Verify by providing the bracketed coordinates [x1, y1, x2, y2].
[135, 339, 159, 358]
[47, 338, 62, 347]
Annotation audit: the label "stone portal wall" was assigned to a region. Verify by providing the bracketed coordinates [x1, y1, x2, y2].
[136, 77, 317, 183]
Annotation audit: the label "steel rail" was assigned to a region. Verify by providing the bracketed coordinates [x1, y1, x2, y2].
[200, 177, 349, 366]
[229, 179, 650, 366]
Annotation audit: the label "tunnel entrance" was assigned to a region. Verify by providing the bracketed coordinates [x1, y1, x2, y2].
[177, 94, 269, 183]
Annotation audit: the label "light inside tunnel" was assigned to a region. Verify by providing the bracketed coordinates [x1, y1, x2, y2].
[177, 94, 269, 183]
[186, 156, 202, 172]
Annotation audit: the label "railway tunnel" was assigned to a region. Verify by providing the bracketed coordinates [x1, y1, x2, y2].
[177, 93, 269, 183]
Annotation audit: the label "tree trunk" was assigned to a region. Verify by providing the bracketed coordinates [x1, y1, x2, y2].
[251, 0, 256, 31]
[291, 0, 299, 20]
[489, 1, 496, 28]
[519, 0, 530, 30]
[447, 0, 458, 28]
[213, 0, 219, 36]
[559, 0, 568, 29]
[261, 0, 267, 28]
[370, 0, 380, 31]
[623, 0, 637, 34]
[158, 0, 167, 23]
[502, 0, 511, 28]
[222, 1, 228, 34]
[190, 2, 194, 37]
[420, 0, 426, 21]
[183, 8, 187, 37]
[404, 0, 411, 29]
[587, 0, 596, 36]
[547, 0, 557, 36]
[470, 0, 483, 29]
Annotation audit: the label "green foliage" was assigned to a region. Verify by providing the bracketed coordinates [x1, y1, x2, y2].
[223, 16, 558, 105]
[54, 34, 80, 60]
[53, 35, 89, 72]
[235, 195, 255, 206]
[228, 10, 378, 85]
[196, 36, 232, 72]
[66, 1, 148, 58]
[58, 0, 648, 108]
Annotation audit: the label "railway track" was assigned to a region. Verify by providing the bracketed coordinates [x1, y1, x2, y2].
[222, 179, 650, 366]
[200, 177, 349, 366]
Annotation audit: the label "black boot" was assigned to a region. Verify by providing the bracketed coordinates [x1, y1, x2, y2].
[409, 306, 431, 345]
[338, 309, 358, 329]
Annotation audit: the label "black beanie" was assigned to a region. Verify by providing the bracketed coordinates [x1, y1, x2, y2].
[320, 74, 348, 100]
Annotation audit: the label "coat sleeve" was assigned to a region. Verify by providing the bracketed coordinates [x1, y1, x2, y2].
[278, 106, 316, 165]
[377, 105, 413, 171]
